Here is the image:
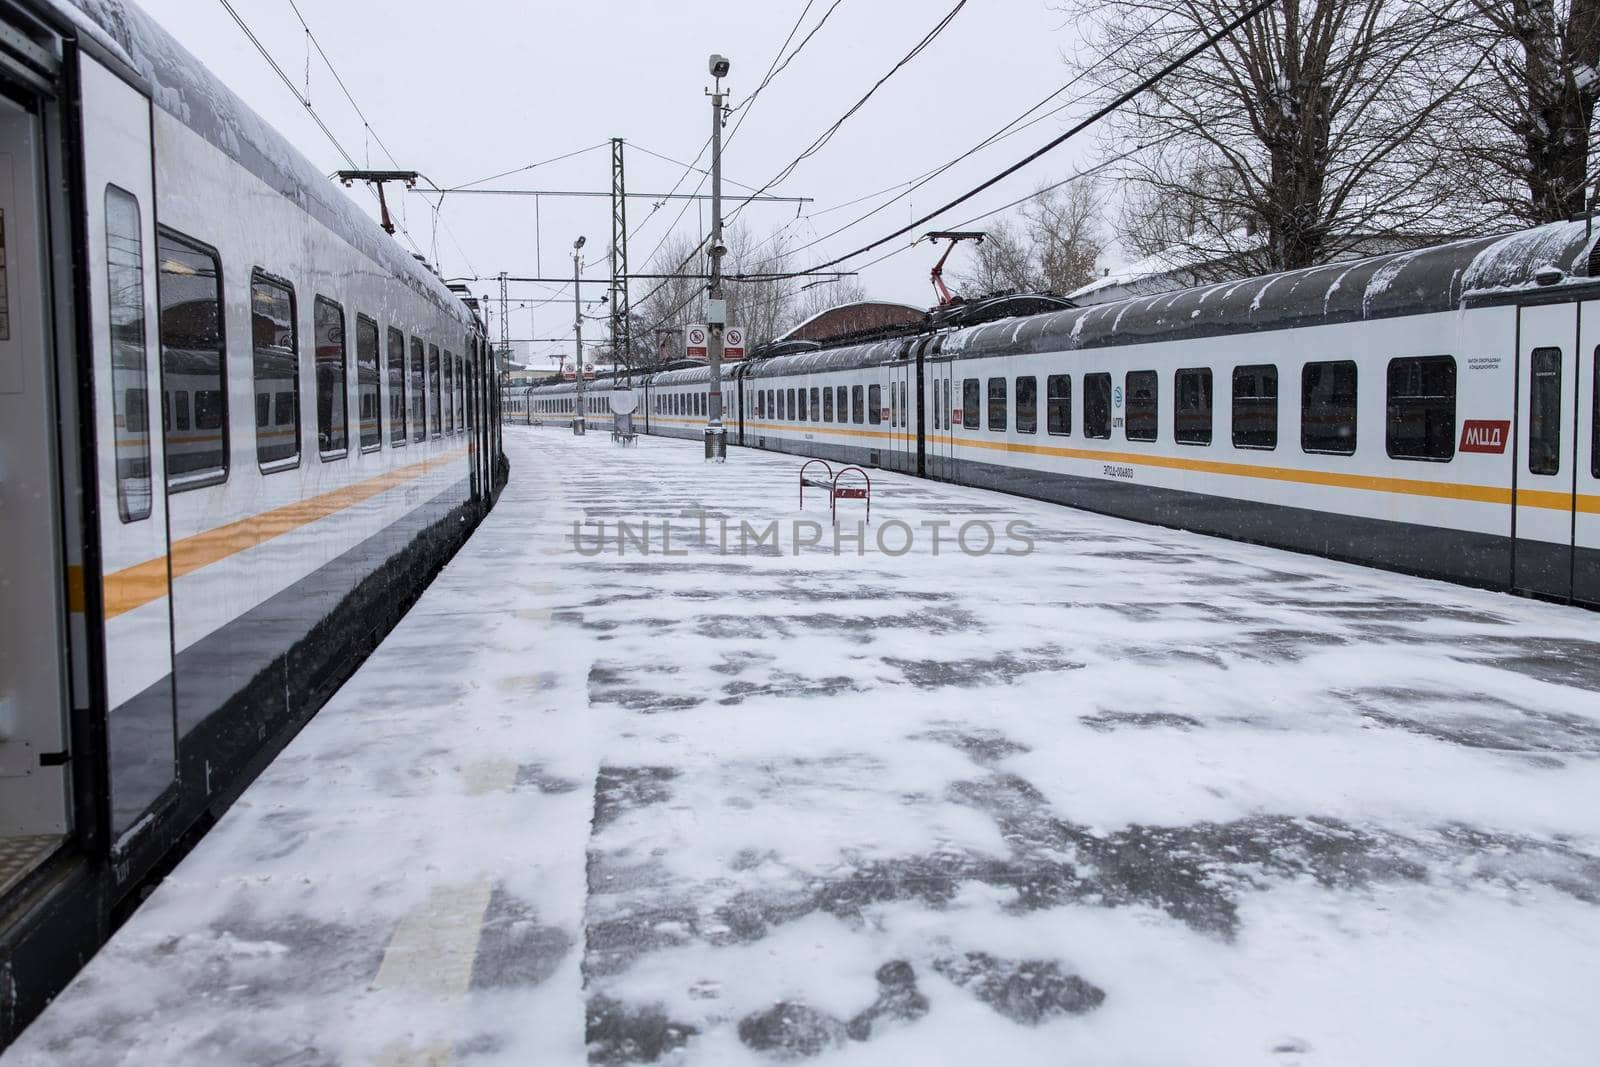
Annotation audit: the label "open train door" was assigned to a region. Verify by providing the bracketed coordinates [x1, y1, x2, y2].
[0, 12, 73, 898]
[1512, 300, 1580, 599]
[79, 54, 179, 856]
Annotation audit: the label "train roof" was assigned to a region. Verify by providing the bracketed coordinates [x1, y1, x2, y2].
[945, 221, 1600, 362]
[53, 0, 472, 325]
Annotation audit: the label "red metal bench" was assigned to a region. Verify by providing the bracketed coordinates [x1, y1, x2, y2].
[799, 459, 872, 524]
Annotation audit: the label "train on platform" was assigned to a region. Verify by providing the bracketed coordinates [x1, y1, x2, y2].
[521, 222, 1599, 610]
[0, 0, 505, 1045]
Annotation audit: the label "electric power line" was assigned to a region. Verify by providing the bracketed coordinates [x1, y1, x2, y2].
[726, 0, 969, 225]
[745, 0, 1280, 281]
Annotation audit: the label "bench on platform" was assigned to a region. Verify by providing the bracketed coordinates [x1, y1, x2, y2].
[799, 459, 871, 523]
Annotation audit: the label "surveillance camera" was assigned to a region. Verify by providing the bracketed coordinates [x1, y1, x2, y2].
[709, 54, 730, 79]
[574, 235, 586, 250]
[711, 242, 728, 257]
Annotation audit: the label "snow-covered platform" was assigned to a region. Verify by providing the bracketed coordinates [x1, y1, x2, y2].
[10, 427, 1600, 1066]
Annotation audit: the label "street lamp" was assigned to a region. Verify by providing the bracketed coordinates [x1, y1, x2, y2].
[705, 53, 731, 462]
[572, 236, 586, 436]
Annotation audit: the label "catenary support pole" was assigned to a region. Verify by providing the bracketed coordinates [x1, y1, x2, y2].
[705, 57, 729, 462]
[573, 237, 586, 436]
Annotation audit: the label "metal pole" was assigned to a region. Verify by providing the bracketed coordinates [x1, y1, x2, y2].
[705, 66, 727, 462]
[573, 238, 586, 436]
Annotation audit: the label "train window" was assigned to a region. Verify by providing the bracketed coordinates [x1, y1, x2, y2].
[898, 381, 908, 428]
[388, 327, 407, 445]
[852, 384, 864, 424]
[1529, 347, 1561, 475]
[1125, 370, 1158, 442]
[962, 379, 980, 429]
[942, 379, 951, 431]
[823, 386, 834, 422]
[1301, 360, 1358, 455]
[1386, 355, 1455, 462]
[1175, 368, 1213, 445]
[173, 391, 190, 430]
[1593, 347, 1599, 478]
[1046, 374, 1071, 436]
[428, 345, 443, 436]
[251, 270, 300, 470]
[356, 315, 381, 451]
[443, 350, 456, 433]
[798, 387, 808, 421]
[456, 353, 466, 432]
[1084, 373, 1112, 439]
[837, 386, 848, 425]
[1232, 364, 1278, 449]
[811, 387, 821, 421]
[313, 298, 348, 458]
[157, 228, 228, 486]
[986, 377, 1007, 431]
[756, 390, 765, 418]
[410, 337, 426, 441]
[107, 187, 153, 520]
[891, 382, 900, 427]
[1016, 376, 1038, 434]
[869, 384, 883, 425]
[782, 388, 792, 419]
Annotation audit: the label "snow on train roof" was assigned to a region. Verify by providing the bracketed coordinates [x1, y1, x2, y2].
[945, 221, 1600, 362]
[61, 0, 469, 323]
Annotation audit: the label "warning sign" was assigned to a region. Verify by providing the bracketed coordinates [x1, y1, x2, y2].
[725, 327, 745, 360]
[685, 324, 708, 361]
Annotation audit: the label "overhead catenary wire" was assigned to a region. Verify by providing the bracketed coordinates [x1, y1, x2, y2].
[624, 0, 844, 275]
[740, 0, 1281, 281]
[725, 0, 969, 226]
[753, 16, 1159, 264]
[217, 0, 441, 261]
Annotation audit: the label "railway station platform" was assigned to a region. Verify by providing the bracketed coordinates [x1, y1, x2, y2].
[8, 426, 1600, 1066]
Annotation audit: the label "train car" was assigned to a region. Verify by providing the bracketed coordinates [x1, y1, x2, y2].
[520, 375, 643, 434]
[604, 222, 1598, 608]
[0, 0, 504, 1045]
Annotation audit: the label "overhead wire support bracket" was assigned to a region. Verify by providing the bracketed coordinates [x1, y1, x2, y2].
[337, 169, 418, 235]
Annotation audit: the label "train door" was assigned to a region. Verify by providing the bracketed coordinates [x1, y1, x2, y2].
[887, 358, 911, 473]
[911, 340, 927, 477]
[0, 66, 71, 883]
[927, 357, 954, 481]
[81, 56, 178, 848]
[1513, 301, 1579, 599]
[1575, 304, 1599, 606]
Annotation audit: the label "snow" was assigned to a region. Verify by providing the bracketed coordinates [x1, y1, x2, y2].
[7, 428, 1600, 1065]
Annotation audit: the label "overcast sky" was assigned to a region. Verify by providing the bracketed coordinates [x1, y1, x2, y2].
[138, 0, 1102, 365]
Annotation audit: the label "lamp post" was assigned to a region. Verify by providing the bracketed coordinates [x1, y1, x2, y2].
[572, 235, 586, 436]
[705, 53, 730, 462]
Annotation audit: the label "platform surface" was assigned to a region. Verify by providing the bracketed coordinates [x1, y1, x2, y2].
[9, 427, 1600, 1065]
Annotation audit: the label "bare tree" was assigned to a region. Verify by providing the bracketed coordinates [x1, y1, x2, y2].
[632, 224, 798, 363]
[953, 181, 1107, 295]
[1061, 0, 1476, 279]
[1432, 0, 1600, 226]
[724, 221, 797, 350]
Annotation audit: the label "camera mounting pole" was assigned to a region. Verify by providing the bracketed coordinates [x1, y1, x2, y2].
[704, 54, 732, 463]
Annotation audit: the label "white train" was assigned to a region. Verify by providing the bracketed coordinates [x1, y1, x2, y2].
[526, 222, 1598, 608]
[0, 0, 505, 1043]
